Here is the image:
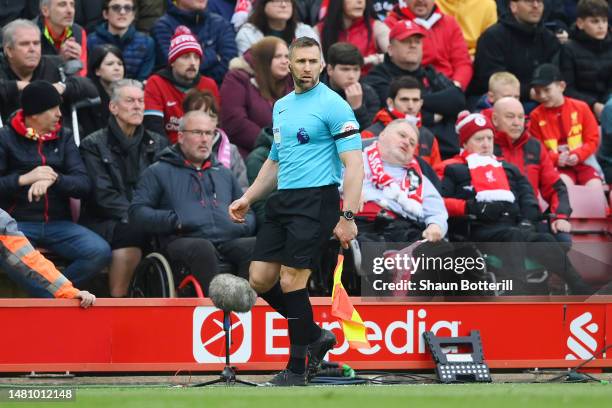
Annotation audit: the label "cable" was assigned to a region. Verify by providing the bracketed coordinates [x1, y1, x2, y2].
[546, 343, 612, 384]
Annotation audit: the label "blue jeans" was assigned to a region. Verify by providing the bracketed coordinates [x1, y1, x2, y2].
[17, 221, 111, 287]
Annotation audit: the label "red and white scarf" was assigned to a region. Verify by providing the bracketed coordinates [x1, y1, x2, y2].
[463, 152, 515, 203]
[365, 141, 424, 217]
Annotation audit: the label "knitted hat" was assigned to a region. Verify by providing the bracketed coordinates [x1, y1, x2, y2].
[21, 81, 62, 116]
[455, 111, 495, 146]
[168, 26, 203, 65]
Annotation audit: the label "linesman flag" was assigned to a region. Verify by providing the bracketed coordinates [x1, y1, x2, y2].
[331, 250, 371, 350]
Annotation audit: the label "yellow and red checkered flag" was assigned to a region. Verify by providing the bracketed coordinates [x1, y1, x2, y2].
[331, 251, 371, 350]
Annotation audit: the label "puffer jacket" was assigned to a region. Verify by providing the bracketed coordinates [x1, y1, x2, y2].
[87, 23, 156, 81]
[151, 2, 238, 84]
[129, 145, 256, 244]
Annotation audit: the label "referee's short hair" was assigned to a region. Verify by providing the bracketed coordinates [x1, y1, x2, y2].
[289, 36, 321, 60]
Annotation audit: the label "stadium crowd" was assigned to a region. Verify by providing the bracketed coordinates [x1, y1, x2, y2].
[1, 0, 611, 299]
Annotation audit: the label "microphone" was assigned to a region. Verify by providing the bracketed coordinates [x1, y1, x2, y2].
[208, 274, 257, 313]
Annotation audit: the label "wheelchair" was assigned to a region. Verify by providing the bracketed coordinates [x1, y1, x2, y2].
[128, 242, 236, 298]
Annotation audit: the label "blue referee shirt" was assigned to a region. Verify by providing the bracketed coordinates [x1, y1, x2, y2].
[269, 82, 362, 190]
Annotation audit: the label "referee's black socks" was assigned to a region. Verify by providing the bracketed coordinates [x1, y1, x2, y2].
[262, 281, 322, 343]
[284, 288, 320, 374]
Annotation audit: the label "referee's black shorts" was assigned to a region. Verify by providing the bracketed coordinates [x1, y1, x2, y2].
[252, 184, 340, 270]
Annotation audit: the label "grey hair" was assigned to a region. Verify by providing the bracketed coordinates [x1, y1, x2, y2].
[385, 118, 420, 139]
[178, 110, 215, 132]
[110, 79, 143, 102]
[40, 0, 52, 9]
[2, 20, 40, 49]
[288, 36, 321, 60]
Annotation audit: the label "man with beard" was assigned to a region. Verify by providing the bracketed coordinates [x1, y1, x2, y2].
[144, 25, 219, 144]
[229, 37, 364, 386]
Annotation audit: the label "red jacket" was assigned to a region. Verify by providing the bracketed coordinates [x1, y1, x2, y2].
[318, 17, 378, 74]
[528, 97, 599, 165]
[385, 5, 473, 90]
[494, 129, 571, 219]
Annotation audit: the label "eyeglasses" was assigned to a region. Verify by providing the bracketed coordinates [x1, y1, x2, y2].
[182, 129, 215, 137]
[108, 4, 135, 13]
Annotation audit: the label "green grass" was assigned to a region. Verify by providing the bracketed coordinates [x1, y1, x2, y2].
[3, 383, 612, 408]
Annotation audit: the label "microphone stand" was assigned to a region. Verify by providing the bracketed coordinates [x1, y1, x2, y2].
[193, 310, 258, 387]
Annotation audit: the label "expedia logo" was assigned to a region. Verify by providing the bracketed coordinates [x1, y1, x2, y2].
[565, 312, 599, 360]
[193, 306, 252, 363]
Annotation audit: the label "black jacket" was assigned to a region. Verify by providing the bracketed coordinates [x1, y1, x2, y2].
[0, 111, 90, 222]
[0, 53, 98, 124]
[79, 118, 168, 241]
[320, 72, 380, 130]
[0, 0, 38, 29]
[75, 0, 105, 33]
[470, 15, 560, 101]
[363, 55, 466, 158]
[560, 28, 612, 108]
[129, 145, 256, 244]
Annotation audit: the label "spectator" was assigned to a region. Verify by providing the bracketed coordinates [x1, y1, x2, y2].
[236, 0, 319, 55]
[357, 119, 447, 241]
[0, 81, 111, 289]
[492, 97, 572, 243]
[81, 80, 168, 297]
[151, 0, 238, 84]
[144, 25, 220, 144]
[220, 36, 292, 156]
[529, 63, 604, 187]
[559, 0, 612, 120]
[0, 1, 39, 30]
[364, 20, 465, 159]
[211, 0, 245, 23]
[435, 0, 498, 58]
[130, 110, 256, 294]
[1, 208, 96, 305]
[497, 0, 571, 43]
[75, 0, 104, 33]
[476, 71, 521, 119]
[436, 111, 592, 294]
[362, 76, 441, 167]
[0, 20, 98, 126]
[182, 88, 249, 190]
[134, 0, 168, 32]
[318, 0, 390, 73]
[87, 0, 156, 82]
[321, 42, 379, 130]
[245, 127, 274, 227]
[385, 0, 473, 90]
[80, 45, 126, 138]
[470, 0, 560, 104]
[36, 0, 88, 76]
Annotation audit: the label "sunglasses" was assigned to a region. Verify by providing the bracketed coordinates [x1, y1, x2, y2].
[108, 4, 135, 13]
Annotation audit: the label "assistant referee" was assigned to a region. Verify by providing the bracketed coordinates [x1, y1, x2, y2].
[229, 37, 364, 386]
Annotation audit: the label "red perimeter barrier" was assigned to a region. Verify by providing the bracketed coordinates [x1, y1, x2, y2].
[0, 297, 610, 373]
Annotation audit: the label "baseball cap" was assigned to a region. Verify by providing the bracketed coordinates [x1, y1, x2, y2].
[530, 63, 563, 87]
[389, 20, 426, 42]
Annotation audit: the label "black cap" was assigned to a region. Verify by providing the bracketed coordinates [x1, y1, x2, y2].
[21, 80, 62, 116]
[530, 63, 563, 87]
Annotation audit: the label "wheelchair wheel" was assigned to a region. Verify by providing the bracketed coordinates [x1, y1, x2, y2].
[129, 252, 176, 298]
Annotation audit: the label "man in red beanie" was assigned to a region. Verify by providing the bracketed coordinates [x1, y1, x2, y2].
[144, 25, 220, 144]
[435, 111, 592, 295]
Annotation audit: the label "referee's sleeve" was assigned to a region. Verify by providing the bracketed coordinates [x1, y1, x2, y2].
[326, 98, 362, 153]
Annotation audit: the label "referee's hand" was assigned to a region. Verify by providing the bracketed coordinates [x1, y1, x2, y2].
[334, 218, 358, 249]
[229, 197, 250, 223]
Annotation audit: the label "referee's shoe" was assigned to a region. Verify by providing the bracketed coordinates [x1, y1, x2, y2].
[306, 329, 337, 382]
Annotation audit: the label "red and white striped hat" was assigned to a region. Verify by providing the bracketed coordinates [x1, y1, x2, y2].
[455, 111, 495, 146]
[168, 26, 203, 65]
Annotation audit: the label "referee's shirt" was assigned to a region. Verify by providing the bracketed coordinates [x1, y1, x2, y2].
[269, 82, 362, 190]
